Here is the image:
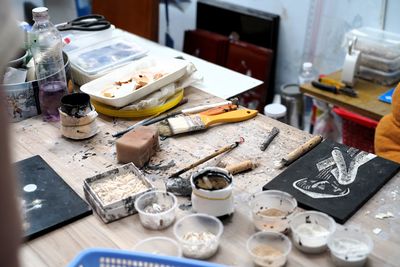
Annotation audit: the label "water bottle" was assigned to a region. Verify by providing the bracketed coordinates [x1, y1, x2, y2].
[30, 7, 67, 122]
[298, 62, 318, 131]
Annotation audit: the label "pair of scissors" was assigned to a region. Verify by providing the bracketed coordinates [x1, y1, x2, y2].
[57, 14, 111, 31]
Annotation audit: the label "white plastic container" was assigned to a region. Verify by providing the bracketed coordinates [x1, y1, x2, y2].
[264, 103, 287, 122]
[190, 167, 234, 217]
[289, 211, 336, 254]
[327, 227, 373, 267]
[134, 236, 182, 257]
[345, 27, 400, 72]
[80, 56, 188, 107]
[246, 231, 292, 267]
[173, 214, 223, 259]
[249, 190, 297, 234]
[69, 36, 147, 75]
[134, 190, 177, 230]
[358, 65, 400, 86]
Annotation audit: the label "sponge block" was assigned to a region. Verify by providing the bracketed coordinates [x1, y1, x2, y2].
[116, 126, 159, 168]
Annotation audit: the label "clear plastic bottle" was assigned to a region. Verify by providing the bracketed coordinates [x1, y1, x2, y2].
[30, 7, 67, 122]
[298, 62, 318, 131]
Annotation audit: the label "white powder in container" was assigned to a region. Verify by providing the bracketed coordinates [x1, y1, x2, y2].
[91, 172, 148, 206]
[294, 223, 331, 253]
[330, 237, 370, 267]
[181, 231, 218, 259]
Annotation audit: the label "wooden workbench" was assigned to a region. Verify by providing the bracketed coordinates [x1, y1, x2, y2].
[300, 71, 392, 121]
[13, 87, 400, 266]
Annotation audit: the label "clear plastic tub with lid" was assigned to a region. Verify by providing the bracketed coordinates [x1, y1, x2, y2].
[345, 27, 400, 72]
[358, 65, 400, 86]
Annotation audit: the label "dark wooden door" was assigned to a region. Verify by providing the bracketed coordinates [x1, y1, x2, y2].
[92, 0, 159, 41]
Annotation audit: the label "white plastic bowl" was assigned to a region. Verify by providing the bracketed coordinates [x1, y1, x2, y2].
[247, 231, 292, 267]
[289, 211, 336, 254]
[327, 227, 373, 267]
[249, 190, 297, 233]
[173, 213, 223, 259]
[134, 190, 177, 230]
[134, 236, 182, 257]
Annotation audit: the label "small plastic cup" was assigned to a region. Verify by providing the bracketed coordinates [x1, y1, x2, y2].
[249, 190, 297, 233]
[173, 213, 223, 259]
[247, 231, 292, 267]
[327, 227, 373, 267]
[289, 211, 336, 254]
[134, 236, 182, 257]
[134, 190, 177, 230]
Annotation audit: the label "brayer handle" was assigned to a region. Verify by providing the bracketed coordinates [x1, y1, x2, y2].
[281, 135, 323, 167]
[225, 160, 254, 175]
[169, 141, 240, 178]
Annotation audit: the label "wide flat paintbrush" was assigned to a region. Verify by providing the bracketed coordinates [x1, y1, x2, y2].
[158, 109, 258, 137]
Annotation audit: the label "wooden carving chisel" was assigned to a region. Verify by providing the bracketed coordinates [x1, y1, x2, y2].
[260, 127, 280, 151]
[277, 135, 323, 169]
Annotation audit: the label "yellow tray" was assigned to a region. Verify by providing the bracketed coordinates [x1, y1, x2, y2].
[91, 90, 184, 118]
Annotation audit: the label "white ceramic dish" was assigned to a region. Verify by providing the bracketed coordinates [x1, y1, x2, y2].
[80, 56, 188, 108]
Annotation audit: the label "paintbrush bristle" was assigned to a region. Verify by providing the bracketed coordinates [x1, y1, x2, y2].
[164, 115, 205, 136]
[158, 121, 174, 137]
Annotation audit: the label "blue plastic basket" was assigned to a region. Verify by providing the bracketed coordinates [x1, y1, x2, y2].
[68, 248, 226, 267]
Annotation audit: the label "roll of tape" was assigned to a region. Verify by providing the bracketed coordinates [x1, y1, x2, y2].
[341, 50, 360, 87]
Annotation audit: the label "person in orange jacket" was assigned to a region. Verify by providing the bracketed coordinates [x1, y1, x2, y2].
[375, 83, 400, 163]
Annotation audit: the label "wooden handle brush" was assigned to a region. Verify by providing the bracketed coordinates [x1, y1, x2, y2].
[168, 141, 240, 178]
[159, 109, 258, 137]
[225, 160, 254, 175]
[276, 135, 323, 169]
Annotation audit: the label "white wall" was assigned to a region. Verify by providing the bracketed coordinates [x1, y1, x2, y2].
[11, 0, 76, 24]
[159, 0, 399, 95]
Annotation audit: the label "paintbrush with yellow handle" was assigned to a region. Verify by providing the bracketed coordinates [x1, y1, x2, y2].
[158, 109, 258, 137]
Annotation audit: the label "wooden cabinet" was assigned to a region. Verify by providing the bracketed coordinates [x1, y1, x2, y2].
[183, 29, 229, 66]
[183, 29, 273, 111]
[225, 41, 273, 111]
[92, 0, 159, 41]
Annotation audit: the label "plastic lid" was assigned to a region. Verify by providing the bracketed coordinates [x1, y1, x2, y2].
[32, 7, 48, 19]
[303, 62, 313, 71]
[69, 37, 147, 75]
[281, 84, 301, 96]
[264, 103, 286, 118]
[346, 27, 400, 59]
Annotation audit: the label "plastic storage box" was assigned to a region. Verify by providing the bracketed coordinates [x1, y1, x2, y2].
[68, 36, 147, 85]
[358, 66, 400, 86]
[346, 27, 400, 71]
[68, 248, 225, 267]
[333, 107, 378, 153]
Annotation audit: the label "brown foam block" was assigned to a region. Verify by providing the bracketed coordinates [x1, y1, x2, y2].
[116, 126, 159, 168]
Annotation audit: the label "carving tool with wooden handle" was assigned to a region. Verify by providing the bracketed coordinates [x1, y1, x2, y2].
[166, 140, 242, 196]
[225, 160, 254, 175]
[277, 135, 323, 169]
[158, 109, 258, 137]
[260, 127, 280, 151]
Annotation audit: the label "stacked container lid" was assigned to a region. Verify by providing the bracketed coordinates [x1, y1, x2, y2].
[346, 27, 400, 86]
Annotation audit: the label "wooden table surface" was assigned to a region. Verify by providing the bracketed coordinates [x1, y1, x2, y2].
[13, 87, 400, 267]
[300, 71, 393, 121]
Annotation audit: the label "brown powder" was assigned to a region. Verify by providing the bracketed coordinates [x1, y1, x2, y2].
[252, 244, 283, 257]
[257, 208, 288, 217]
